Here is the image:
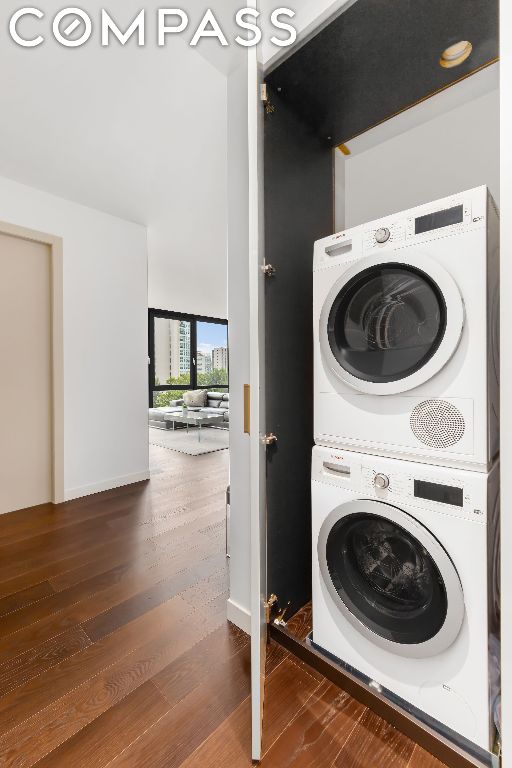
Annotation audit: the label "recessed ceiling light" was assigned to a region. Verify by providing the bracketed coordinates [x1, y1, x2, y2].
[440, 40, 473, 68]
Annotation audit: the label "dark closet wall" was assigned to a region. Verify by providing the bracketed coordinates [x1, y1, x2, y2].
[264, 88, 333, 617]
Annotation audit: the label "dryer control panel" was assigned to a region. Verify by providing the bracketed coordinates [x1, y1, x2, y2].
[363, 221, 406, 250]
[362, 196, 474, 253]
[313, 185, 488, 270]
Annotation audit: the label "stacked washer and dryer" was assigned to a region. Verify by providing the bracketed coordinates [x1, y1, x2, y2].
[311, 186, 500, 754]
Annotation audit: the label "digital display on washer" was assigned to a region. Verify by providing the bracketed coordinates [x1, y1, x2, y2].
[415, 204, 464, 235]
[414, 479, 464, 507]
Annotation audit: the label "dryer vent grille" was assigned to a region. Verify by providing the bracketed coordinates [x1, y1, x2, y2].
[410, 400, 465, 449]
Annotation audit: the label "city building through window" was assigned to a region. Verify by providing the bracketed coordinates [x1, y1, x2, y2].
[149, 310, 228, 407]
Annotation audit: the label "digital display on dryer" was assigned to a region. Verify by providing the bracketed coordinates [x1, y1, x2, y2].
[414, 480, 463, 507]
[415, 204, 464, 235]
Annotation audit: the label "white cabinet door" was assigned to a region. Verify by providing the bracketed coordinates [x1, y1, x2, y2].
[248, 45, 267, 762]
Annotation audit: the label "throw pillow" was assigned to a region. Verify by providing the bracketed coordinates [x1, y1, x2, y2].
[183, 390, 208, 407]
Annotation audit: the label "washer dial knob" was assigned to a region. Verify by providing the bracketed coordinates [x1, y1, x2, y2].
[374, 473, 390, 489]
[375, 227, 391, 244]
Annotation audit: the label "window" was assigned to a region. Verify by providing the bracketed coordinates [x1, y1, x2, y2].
[149, 310, 228, 407]
[197, 321, 229, 388]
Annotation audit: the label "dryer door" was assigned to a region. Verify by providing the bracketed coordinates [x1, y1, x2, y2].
[319, 254, 464, 395]
[317, 499, 464, 658]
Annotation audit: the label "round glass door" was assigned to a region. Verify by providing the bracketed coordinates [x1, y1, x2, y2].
[319, 254, 464, 395]
[318, 501, 464, 657]
[327, 513, 446, 644]
[327, 264, 446, 384]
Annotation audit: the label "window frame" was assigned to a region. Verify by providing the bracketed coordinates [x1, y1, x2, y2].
[148, 308, 229, 407]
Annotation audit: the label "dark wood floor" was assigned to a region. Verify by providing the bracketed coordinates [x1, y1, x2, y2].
[0, 444, 446, 767]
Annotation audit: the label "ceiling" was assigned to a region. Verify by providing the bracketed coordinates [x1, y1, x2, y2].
[265, 0, 499, 146]
[0, 0, 241, 225]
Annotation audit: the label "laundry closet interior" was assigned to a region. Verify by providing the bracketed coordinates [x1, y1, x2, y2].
[249, 1, 501, 766]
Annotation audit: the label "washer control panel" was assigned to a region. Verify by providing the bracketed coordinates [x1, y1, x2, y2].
[312, 447, 488, 522]
[360, 465, 482, 518]
[373, 473, 390, 489]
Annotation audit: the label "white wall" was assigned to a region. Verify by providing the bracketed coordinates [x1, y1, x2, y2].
[226, 62, 252, 630]
[500, 3, 511, 765]
[0, 176, 149, 500]
[334, 148, 346, 232]
[343, 88, 500, 228]
[146, 72, 229, 320]
[0, 4, 230, 324]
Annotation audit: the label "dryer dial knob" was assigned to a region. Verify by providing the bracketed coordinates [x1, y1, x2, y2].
[375, 227, 391, 244]
[374, 473, 390, 489]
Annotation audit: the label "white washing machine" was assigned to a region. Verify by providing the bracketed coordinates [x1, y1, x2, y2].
[312, 445, 500, 751]
[313, 186, 499, 471]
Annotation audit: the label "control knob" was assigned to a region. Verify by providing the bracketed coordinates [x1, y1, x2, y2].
[375, 227, 391, 244]
[374, 473, 390, 490]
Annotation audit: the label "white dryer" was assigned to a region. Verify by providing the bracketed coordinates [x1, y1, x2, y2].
[312, 445, 500, 751]
[313, 186, 499, 471]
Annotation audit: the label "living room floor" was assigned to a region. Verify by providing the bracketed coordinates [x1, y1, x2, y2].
[0, 446, 445, 767]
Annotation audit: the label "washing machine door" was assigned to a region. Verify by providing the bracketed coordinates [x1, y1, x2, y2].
[317, 499, 464, 658]
[319, 254, 464, 395]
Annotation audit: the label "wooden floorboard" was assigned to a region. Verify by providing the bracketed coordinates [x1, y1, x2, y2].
[0, 581, 55, 618]
[335, 707, 416, 768]
[0, 626, 91, 697]
[0, 443, 448, 767]
[0, 597, 194, 736]
[31, 681, 171, 768]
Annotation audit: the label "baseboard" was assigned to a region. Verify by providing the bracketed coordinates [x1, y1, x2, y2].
[226, 597, 251, 634]
[64, 470, 150, 502]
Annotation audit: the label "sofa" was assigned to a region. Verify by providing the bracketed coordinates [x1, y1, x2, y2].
[149, 391, 229, 430]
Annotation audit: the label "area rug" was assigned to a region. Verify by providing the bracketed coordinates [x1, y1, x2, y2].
[148, 426, 229, 455]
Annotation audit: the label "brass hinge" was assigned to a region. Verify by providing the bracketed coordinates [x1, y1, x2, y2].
[261, 262, 276, 277]
[261, 433, 277, 447]
[265, 594, 278, 624]
[260, 83, 275, 115]
[264, 594, 291, 626]
[274, 601, 291, 627]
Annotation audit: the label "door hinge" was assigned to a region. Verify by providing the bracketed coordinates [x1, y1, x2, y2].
[264, 594, 290, 626]
[261, 433, 277, 447]
[274, 601, 291, 627]
[265, 594, 278, 624]
[261, 262, 276, 277]
[260, 83, 275, 114]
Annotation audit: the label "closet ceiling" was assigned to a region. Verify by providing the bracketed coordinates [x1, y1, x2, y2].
[265, 0, 499, 147]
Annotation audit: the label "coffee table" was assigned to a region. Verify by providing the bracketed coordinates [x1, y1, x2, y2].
[164, 411, 225, 442]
